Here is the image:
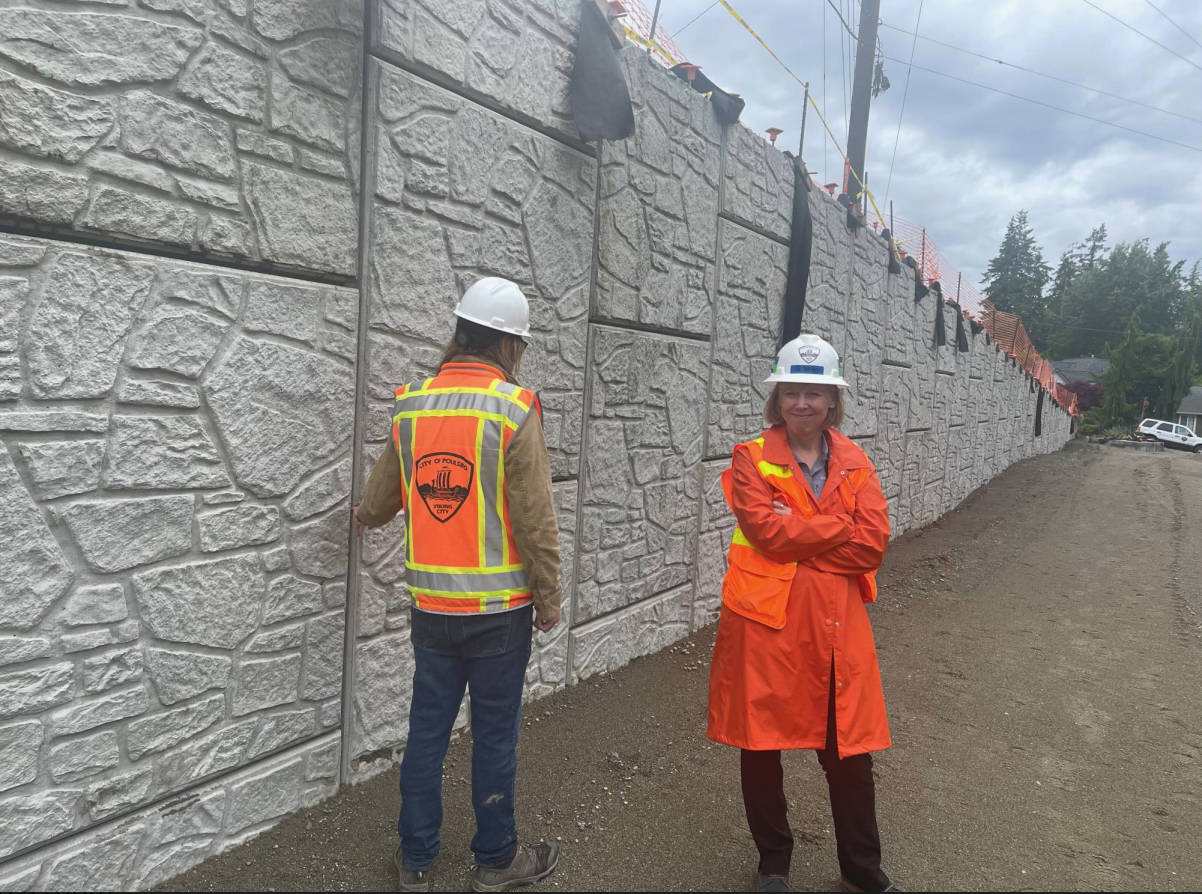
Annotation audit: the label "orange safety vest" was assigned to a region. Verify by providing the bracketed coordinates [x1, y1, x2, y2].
[720, 436, 878, 629]
[391, 362, 539, 614]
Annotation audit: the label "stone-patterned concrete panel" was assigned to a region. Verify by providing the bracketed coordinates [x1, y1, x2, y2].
[595, 48, 721, 336]
[370, 60, 594, 479]
[803, 189, 854, 345]
[723, 120, 792, 239]
[525, 480, 579, 701]
[840, 226, 889, 438]
[0, 234, 356, 859]
[570, 583, 691, 683]
[0, 0, 361, 277]
[576, 327, 708, 624]
[0, 733, 338, 891]
[376, 0, 581, 137]
[706, 221, 786, 458]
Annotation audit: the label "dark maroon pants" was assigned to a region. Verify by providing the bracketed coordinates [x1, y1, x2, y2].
[739, 674, 891, 890]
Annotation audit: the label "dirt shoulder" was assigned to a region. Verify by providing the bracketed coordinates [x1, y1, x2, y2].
[161, 441, 1202, 892]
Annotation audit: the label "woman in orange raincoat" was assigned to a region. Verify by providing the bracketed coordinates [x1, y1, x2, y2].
[707, 334, 898, 894]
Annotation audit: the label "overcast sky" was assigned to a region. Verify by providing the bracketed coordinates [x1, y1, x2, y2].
[647, 0, 1202, 303]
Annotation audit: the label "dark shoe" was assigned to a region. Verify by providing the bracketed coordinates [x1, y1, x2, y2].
[839, 877, 902, 893]
[472, 841, 560, 892]
[756, 873, 793, 892]
[394, 845, 430, 893]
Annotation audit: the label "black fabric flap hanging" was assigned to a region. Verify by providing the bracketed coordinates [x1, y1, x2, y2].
[955, 309, 970, 351]
[904, 256, 928, 301]
[670, 64, 746, 125]
[933, 290, 947, 347]
[571, 3, 635, 141]
[881, 228, 902, 274]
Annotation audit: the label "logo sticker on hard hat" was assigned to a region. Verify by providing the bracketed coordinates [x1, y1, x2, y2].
[415, 452, 474, 522]
[797, 345, 821, 364]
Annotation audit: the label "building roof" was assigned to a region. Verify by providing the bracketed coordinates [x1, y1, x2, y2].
[1051, 357, 1110, 383]
[1177, 385, 1202, 415]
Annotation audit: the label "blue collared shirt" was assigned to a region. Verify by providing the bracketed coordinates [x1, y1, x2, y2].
[796, 434, 829, 498]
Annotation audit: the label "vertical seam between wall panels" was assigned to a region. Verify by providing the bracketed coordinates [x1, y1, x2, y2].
[565, 141, 605, 677]
[688, 121, 729, 632]
[340, 1, 378, 787]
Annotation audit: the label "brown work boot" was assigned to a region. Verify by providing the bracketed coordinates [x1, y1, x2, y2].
[393, 845, 430, 892]
[471, 841, 559, 892]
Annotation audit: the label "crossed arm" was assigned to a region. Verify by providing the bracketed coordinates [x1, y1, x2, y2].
[728, 449, 889, 576]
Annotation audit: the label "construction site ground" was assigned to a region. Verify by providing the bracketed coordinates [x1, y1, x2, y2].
[161, 440, 1202, 893]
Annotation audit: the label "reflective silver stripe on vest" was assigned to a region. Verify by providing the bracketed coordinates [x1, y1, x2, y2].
[479, 415, 505, 567]
[405, 566, 531, 594]
[395, 387, 529, 428]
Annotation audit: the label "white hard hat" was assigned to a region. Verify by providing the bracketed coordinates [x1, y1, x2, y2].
[764, 333, 848, 387]
[454, 277, 531, 338]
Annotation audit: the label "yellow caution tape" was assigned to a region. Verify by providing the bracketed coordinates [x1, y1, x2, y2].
[621, 23, 681, 67]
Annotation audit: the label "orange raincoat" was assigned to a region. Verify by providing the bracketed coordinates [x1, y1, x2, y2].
[707, 425, 892, 757]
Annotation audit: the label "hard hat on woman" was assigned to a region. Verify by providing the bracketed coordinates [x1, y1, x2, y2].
[454, 276, 531, 338]
[764, 333, 848, 387]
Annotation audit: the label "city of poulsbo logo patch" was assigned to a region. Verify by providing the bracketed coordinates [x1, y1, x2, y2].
[797, 345, 821, 364]
[415, 452, 474, 522]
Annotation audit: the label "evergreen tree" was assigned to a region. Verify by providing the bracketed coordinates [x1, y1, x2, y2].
[981, 211, 1051, 343]
[1080, 223, 1108, 270]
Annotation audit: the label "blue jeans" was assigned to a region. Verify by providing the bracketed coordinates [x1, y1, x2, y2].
[398, 605, 533, 871]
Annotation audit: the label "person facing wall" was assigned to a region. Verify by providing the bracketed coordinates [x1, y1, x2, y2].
[353, 276, 562, 893]
[706, 333, 900, 894]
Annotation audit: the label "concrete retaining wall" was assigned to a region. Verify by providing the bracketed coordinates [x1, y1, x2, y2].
[0, 0, 1071, 887]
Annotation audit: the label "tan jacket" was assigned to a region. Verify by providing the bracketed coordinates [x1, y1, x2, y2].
[357, 356, 563, 620]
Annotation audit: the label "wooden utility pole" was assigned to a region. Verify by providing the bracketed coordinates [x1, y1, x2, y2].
[845, 0, 881, 201]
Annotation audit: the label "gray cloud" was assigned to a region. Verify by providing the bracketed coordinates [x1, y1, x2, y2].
[654, 0, 1202, 294]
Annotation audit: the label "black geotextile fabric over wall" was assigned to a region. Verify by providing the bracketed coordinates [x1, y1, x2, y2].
[571, 2, 635, 141]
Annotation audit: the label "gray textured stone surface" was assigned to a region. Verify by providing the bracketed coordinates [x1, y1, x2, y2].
[706, 222, 788, 458]
[206, 337, 355, 498]
[0, 450, 73, 627]
[145, 648, 232, 707]
[26, 251, 154, 399]
[133, 556, 265, 649]
[106, 416, 230, 489]
[48, 730, 121, 783]
[576, 327, 708, 623]
[49, 685, 149, 737]
[0, 0, 361, 277]
[595, 49, 720, 336]
[0, 721, 42, 793]
[16, 440, 105, 500]
[375, 0, 579, 136]
[198, 505, 281, 552]
[722, 122, 793, 239]
[62, 584, 128, 626]
[56, 496, 194, 573]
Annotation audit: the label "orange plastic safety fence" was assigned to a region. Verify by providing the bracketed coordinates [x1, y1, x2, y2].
[980, 301, 1080, 417]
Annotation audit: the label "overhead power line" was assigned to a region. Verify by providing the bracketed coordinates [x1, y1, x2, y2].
[879, 22, 1202, 127]
[1080, 0, 1202, 75]
[878, 53, 1202, 154]
[884, 0, 925, 205]
[670, 1, 718, 40]
[825, 0, 856, 40]
[1144, 0, 1202, 53]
